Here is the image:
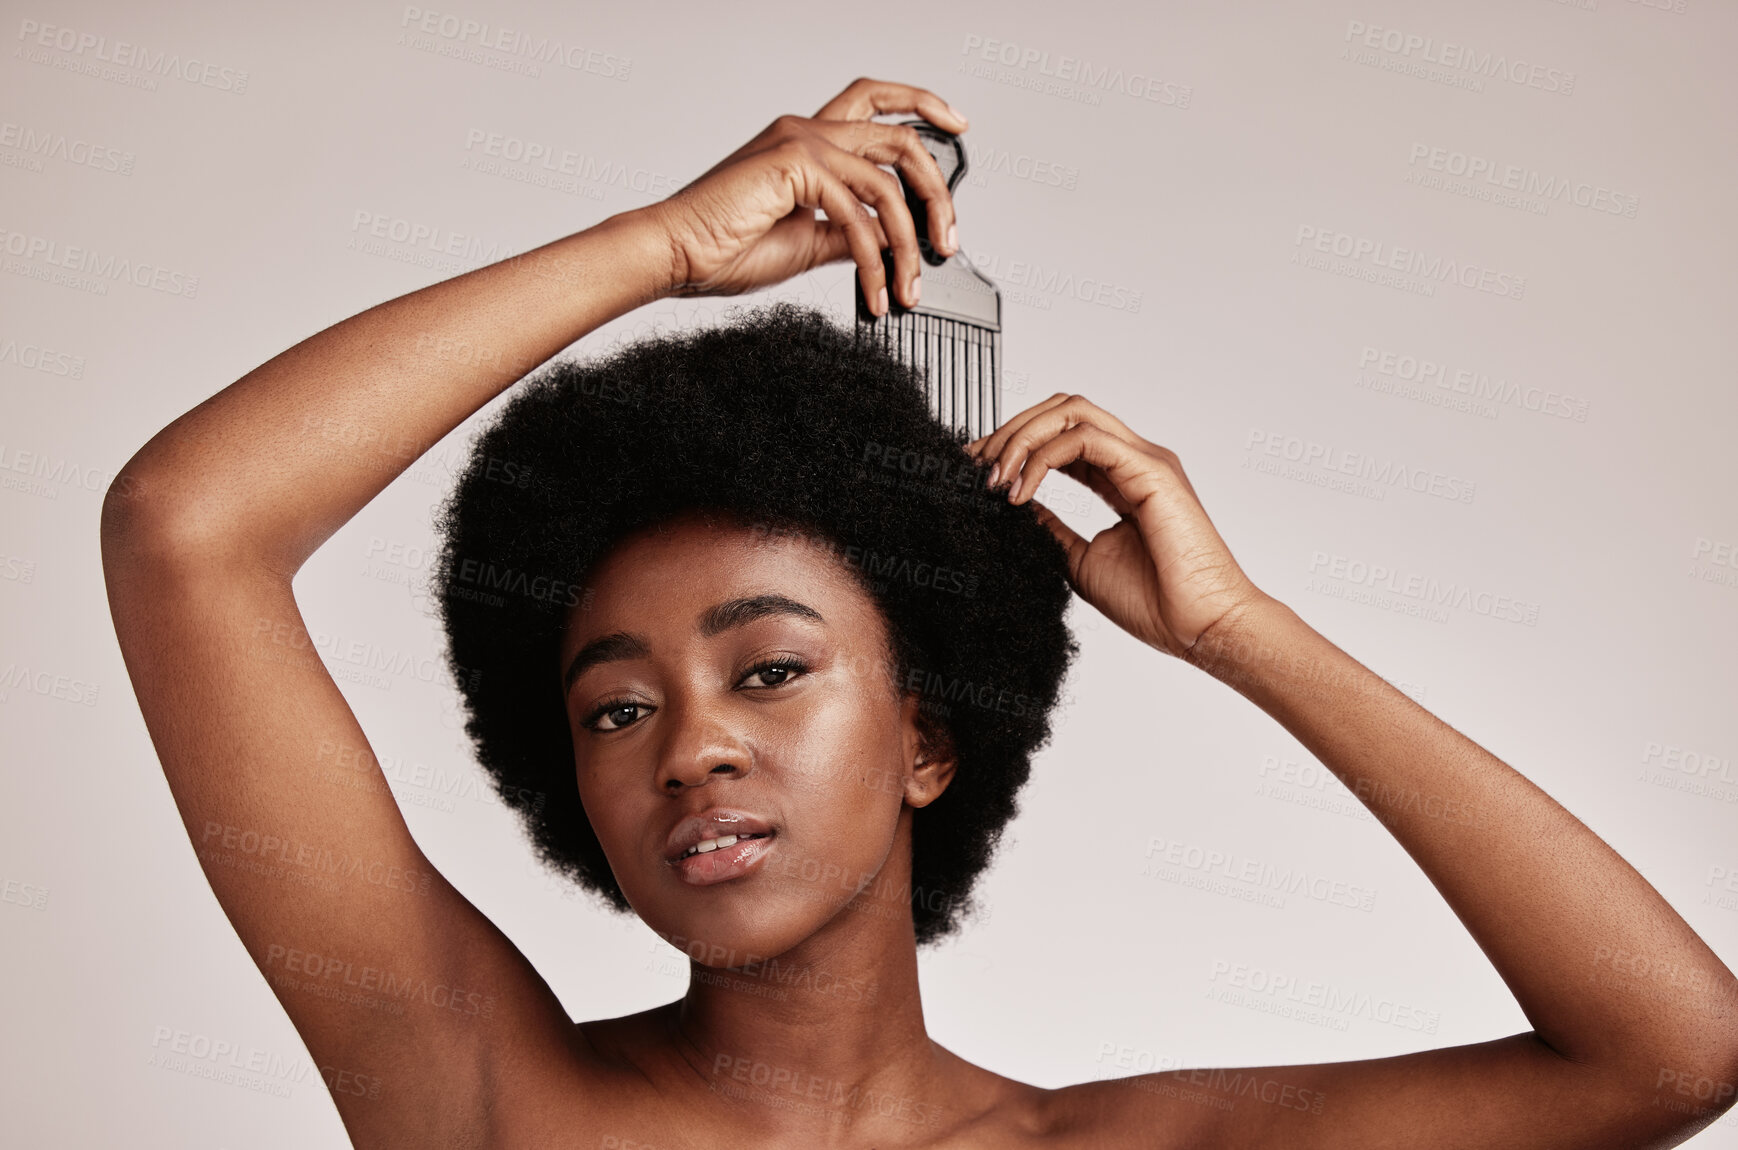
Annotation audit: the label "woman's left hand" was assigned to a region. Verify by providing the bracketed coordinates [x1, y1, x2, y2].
[967, 394, 1268, 659]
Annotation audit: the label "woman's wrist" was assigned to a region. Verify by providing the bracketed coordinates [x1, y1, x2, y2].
[588, 202, 687, 305]
[1181, 590, 1299, 682]
[502, 205, 681, 322]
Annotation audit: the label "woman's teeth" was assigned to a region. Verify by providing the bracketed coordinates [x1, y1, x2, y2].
[682, 832, 766, 858]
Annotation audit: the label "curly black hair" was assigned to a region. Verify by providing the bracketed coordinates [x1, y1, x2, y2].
[432, 301, 1078, 945]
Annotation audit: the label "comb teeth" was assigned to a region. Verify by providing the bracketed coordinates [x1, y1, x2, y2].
[851, 117, 1003, 444]
[856, 256, 1003, 443]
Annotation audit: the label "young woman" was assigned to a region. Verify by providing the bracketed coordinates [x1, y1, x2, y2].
[102, 77, 1737, 1149]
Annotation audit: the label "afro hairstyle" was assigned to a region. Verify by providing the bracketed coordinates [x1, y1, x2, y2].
[432, 300, 1078, 945]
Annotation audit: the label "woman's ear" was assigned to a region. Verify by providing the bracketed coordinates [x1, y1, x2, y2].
[901, 691, 957, 808]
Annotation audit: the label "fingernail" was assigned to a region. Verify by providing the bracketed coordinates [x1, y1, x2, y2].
[876, 286, 888, 315]
[948, 104, 970, 127]
[988, 461, 1000, 485]
[910, 276, 922, 306]
[946, 223, 958, 253]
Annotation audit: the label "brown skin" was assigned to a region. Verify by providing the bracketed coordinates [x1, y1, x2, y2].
[563, 511, 949, 969]
[100, 75, 1738, 1149]
[549, 509, 1020, 1145]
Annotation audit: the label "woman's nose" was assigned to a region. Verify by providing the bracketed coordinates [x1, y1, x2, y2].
[652, 701, 754, 792]
[658, 758, 746, 791]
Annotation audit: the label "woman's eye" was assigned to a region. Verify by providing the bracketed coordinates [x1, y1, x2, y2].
[584, 659, 807, 731]
[741, 658, 808, 689]
[588, 702, 647, 731]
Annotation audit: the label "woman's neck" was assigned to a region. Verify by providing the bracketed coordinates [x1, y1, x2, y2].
[658, 818, 967, 1136]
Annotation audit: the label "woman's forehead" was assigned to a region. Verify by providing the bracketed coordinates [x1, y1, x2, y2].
[561, 515, 884, 643]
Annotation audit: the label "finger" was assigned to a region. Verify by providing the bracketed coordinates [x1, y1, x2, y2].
[819, 120, 957, 258]
[1026, 497, 1088, 582]
[764, 205, 855, 273]
[1033, 394, 1201, 506]
[804, 168, 891, 315]
[814, 77, 969, 133]
[974, 393, 1075, 481]
[1007, 425, 1160, 522]
[1057, 457, 1136, 518]
[994, 396, 1145, 498]
[1042, 393, 1148, 448]
[826, 149, 924, 309]
[807, 213, 855, 269]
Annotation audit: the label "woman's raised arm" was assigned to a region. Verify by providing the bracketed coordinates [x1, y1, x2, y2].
[105, 76, 965, 575]
[99, 78, 967, 1148]
[105, 214, 670, 576]
[971, 394, 1738, 1149]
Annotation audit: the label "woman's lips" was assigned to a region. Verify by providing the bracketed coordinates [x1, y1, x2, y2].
[670, 831, 778, 886]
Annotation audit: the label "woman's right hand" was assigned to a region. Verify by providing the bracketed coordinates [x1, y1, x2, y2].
[642, 77, 968, 315]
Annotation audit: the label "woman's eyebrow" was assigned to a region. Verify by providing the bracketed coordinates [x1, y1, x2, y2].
[563, 594, 825, 695]
[697, 593, 824, 638]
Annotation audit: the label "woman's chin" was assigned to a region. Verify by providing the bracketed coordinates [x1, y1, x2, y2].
[639, 900, 841, 972]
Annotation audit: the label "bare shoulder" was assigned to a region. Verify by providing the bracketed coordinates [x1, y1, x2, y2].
[1026, 1069, 1239, 1149]
[478, 1002, 688, 1145]
[916, 1052, 1221, 1149]
[1038, 1034, 1689, 1150]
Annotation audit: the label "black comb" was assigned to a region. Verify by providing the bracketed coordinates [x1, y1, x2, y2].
[854, 119, 1003, 443]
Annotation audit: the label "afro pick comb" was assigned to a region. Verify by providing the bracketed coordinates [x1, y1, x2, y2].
[854, 119, 1003, 443]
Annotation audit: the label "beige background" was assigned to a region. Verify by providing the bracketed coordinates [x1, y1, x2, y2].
[3, 0, 1735, 1145]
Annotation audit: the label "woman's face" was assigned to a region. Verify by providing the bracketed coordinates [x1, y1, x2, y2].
[558, 511, 953, 964]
